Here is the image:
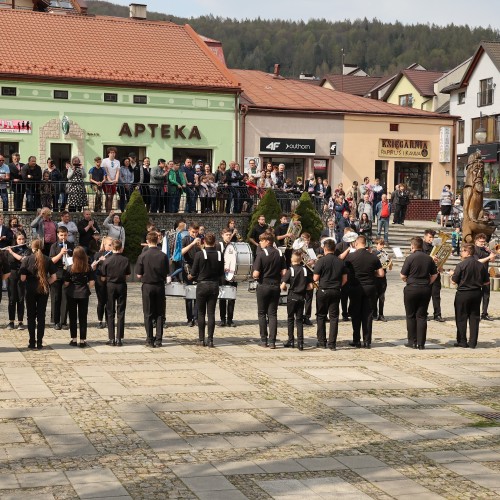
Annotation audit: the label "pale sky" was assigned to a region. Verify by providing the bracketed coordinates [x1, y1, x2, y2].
[106, 0, 500, 30]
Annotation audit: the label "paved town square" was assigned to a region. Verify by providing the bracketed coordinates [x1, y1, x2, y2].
[0, 275, 498, 499]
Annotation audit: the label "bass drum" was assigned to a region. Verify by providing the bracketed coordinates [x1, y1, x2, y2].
[165, 282, 186, 297]
[224, 242, 253, 282]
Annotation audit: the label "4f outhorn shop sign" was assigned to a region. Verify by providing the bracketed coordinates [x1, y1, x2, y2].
[260, 138, 316, 155]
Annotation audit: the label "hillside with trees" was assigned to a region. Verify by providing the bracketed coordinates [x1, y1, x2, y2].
[88, 1, 499, 77]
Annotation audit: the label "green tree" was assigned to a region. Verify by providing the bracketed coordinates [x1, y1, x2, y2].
[121, 190, 149, 263]
[247, 189, 282, 239]
[294, 192, 323, 243]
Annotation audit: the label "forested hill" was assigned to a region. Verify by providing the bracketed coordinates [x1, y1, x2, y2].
[87, 0, 499, 77]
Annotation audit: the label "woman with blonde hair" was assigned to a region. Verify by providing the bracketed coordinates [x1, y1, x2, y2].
[64, 246, 95, 347]
[19, 239, 57, 349]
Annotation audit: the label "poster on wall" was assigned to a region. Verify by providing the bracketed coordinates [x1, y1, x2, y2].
[0, 119, 32, 134]
[244, 156, 261, 175]
[439, 126, 451, 163]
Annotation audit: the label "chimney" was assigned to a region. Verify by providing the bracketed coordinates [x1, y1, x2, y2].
[129, 3, 147, 20]
[273, 64, 281, 78]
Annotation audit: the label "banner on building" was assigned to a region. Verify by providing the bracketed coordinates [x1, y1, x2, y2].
[0, 119, 32, 134]
[379, 138, 429, 159]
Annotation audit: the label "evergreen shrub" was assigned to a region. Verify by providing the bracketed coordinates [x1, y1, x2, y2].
[247, 188, 283, 239]
[294, 192, 323, 243]
[121, 190, 149, 263]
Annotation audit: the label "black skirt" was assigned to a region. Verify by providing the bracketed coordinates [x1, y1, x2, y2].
[441, 205, 452, 216]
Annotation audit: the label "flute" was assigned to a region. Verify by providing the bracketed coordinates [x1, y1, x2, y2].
[0, 244, 26, 250]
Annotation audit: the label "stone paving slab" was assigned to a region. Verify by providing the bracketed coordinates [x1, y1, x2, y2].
[0, 278, 499, 499]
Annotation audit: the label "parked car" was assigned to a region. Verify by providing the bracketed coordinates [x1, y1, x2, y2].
[436, 199, 499, 227]
[483, 198, 500, 226]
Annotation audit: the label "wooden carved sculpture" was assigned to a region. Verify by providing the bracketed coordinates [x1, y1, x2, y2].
[462, 150, 495, 242]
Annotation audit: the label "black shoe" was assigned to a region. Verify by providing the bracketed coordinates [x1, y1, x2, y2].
[283, 340, 295, 348]
[7, 322, 14, 330]
[349, 342, 362, 348]
[259, 342, 269, 348]
[453, 342, 469, 348]
[405, 343, 417, 349]
[378, 315, 387, 322]
[98, 321, 106, 329]
[227, 321, 236, 328]
[190, 320, 197, 327]
[37, 342, 43, 350]
[145, 341, 154, 347]
[303, 317, 313, 326]
[116, 341, 123, 347]
[417, 345, 425, 350]
[269, 343, 276, 349]
[106, 340, 116, 346]
[329, 345, 337, 351]
[316, 341, 327, 348]
[28, 343, 36, 350]
[434, 315, 445, 322]
[219, 321, 226, 327]
[154, 340, 162, 347]
[69, 340, 78, 347]
[197, 340, 206, 347]
[481, 314, 494, 321]
[363, 342, 371, 349]
[207, 341, 214, 348]
[54, 323, 62, 331]
[342, 316, 349, 322]
[186, 320, 192, 326]
[79, 341, 89, 348]
[61, 324, 69, 330]
[298, 343, 304, 351]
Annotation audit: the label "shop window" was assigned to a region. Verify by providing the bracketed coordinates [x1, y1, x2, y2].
[394, 162, 430, 199]
[133, 95, 147, 105]
[104, 93, 118, 103]
[457, 120, 464, 144]
[54, 90, 69, 100]
[1, 87, 16, 97]
[262, 157, 305, 184]
[173, 148, 212, 167]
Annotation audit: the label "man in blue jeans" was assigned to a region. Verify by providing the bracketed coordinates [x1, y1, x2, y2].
[0, 155, 10, 211]
[375, 194, 391, 243]
[182, 158, 197, 213]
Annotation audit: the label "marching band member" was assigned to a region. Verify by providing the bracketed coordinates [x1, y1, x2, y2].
[336, 228, 356, 321]
[91, 236, 113, 329]
[248, 215, 268, 253]
[189, 232, 224, 347]
[400, 237, 438, 350]
[219, 228, 237, 327]
[474, 233, 497, 321]
[451, 243, 490, 348]
[181, 223, 202, 327]
[252, 232, 286, 348]
[313, 239, 347, 350]
[344, 235, 383, 348]
[373, 238, 391, 322]
[274, 214, 294, 267]
[299, 232, 315, 326]
[136, 231, 170, 347]
[281, 250, 313, 350]
[422, 229, 445, 322]
[100, 240, 131, 346]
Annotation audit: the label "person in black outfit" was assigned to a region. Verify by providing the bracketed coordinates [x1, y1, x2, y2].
[6, 233, 31, 330]
[218, 228, 237, 327]
[248, 215, 268, 253]
[344, 236, 383, 348]
[77, 210, 100, 255]
[49, 226, 74, 330]
[189, 232, 224, 347]
[19, 239, 57, 349]
[181, 223, 202, 326]
[9, 152, 25, 212]
[392, 183, 410, 225]
[451, 244, 490, 348]
[281, 251, 313, 350]
[400, 237, 438, 349]
[100, 240, 131, 346]
[313, 239, 348, 350]
[422, 229, 445, 322]
[136, 231, 169, 347]
[300, 232, 315, 326]
[64, 246, 94, 348]
[252, 232, 286, 348]
[373, 238, 390, 322]
[224, 161, 244, 214]
[0, 249, 10, 310]
[91, 236, 113, 329]
[335, 227, 356, 321]
[474, 233, 497, 321]
[274, 214, 293, 265]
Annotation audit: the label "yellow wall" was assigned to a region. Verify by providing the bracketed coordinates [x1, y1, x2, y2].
[342, 114, 455, 199]
[386, 77, 434, 112]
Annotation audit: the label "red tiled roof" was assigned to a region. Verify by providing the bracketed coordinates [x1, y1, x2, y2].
[399, 69, 445, 97]
[0, 9, 240, 92]
[322, 74, 384, 96]
[233, 70, 446, 117]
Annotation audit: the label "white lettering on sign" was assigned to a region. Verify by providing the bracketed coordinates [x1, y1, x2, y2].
[286, 143, 311, 150]
[266, 142, 281, 151]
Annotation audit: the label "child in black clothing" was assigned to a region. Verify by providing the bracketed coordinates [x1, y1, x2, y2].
[280, 251, 313, 350]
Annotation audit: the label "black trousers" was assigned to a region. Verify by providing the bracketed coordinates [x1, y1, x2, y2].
[481, 284, 490, 316]
[430, 274, 442, 317]
[50, 279, 68, 325]
[196, 281, 219, 342]
[256, 284, 280, 343]
[404, 285, 432, 346]
[26, 289, 49, 345]
[67, 295, 89, 340]
[219, 282, 236, 322]
[95, 280, 107, 322]
[349, 285, 376, 345]
[374, 277, 387, 317]
[287, 294, 305, 343]
[304, 288, 313, 319]
[455, 289, 482, 347]
[142, 283, 165, 343]
[316, 288, 341, 346]
[341, 286, 349, 318]
[393, 204, 408, 224]
[7, 271, 25, 322]
[13, 190, 24, 211]
[106, 282, 127, 341]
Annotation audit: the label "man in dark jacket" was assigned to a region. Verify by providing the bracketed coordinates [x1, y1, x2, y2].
[224, 161, 244, 214]
[393, 184, 410, 225]
[9, 152, 25, 211]
[21, 156, 42, 211]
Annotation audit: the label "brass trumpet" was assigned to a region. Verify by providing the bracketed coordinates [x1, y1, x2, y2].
[292, 237, 318, 288]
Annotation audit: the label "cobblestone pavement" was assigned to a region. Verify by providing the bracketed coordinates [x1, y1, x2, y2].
[0, 275, 499, 499]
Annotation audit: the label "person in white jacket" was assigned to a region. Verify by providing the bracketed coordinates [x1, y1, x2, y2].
[103, 211, 125, 248]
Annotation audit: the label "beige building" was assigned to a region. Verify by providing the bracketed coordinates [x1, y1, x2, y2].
[234, 69, 457, 218]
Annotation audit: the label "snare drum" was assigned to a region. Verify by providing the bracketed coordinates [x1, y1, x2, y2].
[218, 285, 237, 300]
[224, 242, 253, 282]
[165, 282, 186, 297]
[185, 285, 197, 300]
[247, 281, 258, 292]
[278, 290, 288, 306]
